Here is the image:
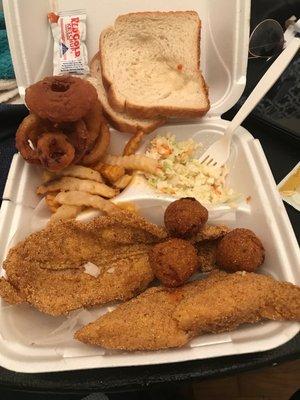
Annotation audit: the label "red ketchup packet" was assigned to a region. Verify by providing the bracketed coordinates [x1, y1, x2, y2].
[48, 9, 89, 75]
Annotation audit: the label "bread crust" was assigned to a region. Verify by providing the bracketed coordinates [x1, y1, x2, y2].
[107, 77, 210, 119]
[102, 106, 166, 134]
[100, 11, 210, 119]
[90, 53, 166, 133]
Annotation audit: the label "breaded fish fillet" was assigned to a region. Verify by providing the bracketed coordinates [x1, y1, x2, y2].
[75, 271, 300, 351]
[0, 212, 167, 316]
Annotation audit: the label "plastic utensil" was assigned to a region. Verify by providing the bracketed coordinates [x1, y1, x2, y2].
[199, 37, 300, 167]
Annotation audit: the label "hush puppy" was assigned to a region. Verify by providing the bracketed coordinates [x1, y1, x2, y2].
[149, 238, 198, 287]
[164, 198, 208, 238]
[216, 228, 265, 272]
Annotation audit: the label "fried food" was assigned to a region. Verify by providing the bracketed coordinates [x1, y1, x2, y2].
[42, 170, 54, 183]
[216, 228, 265, 272]
[193, 224, 231, 272]
[174, 271, 300, 333]
[16, 115, 92, 171]
[149, 238, 198, 287]
[65, 119, 90, 163]
[42, 165, 103, 183]
[196, 240, 219, 272]
[164, 198, 208, 238]
[45, 192, 60, 213]
[104, 154, 160, 175]
[0, 212, 167, 315]
[83, 100, 102, 144]
[37, 176, 116, 198]
[55, 191, 121, 215]
[37, 132, 75, 171]
[99, 164, 125, 183]
[15, 114, 42, 164]
[0, 279, 23, 305]
[116, 202, 138, 214]
[193, 224, 231, 242]
[81, 121, 110, 165]
[19, 76, 102, 170]
[123, 130, 144, 156]
[49, 204, 83, 222]
[25, 75, 98, 122]
[114, 174, 133, 189]
[75, 271, 300, 350]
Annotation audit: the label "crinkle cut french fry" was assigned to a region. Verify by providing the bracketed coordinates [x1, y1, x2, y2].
[114, 174, 133, 189]
[55, 191, 123, 216]
[45, 192, 60, 213]
[123, 130, 145, 156]
[49, 205, 83, 223]
[42, 165, 103, 183]
[100, 164, 125, 183]
[104, 154, 160, 175]
[37, 176, 116, 198]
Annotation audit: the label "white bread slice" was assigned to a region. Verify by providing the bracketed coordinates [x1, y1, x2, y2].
[88, 54, 165, 134]
[100, 11, 210, 119]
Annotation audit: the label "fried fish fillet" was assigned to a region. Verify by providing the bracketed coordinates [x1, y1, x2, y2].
[75, 271, 300, 351]
[0, 212, 167, 316]
[0, 278, 23, 305]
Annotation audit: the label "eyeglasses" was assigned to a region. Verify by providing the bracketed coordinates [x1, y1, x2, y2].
[249, 16, 300, 59]
[249, 19, 285, 58]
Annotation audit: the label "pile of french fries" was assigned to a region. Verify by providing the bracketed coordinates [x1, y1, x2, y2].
[36, 130, 161, 222]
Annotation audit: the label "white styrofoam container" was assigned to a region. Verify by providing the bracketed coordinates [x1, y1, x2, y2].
[1, 0, 300, 373]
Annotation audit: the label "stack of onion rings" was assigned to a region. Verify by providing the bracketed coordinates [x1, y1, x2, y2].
[16, 75, 109, 171]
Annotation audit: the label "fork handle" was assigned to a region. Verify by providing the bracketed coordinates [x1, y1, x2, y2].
[225, 37, 300, 139]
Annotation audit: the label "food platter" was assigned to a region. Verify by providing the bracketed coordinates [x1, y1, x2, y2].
[1, 120, 299, 373]
[1, 0, 299, 373]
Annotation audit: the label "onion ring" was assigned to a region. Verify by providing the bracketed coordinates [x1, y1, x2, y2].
[83, 100, 103, 145]
[63, 119, 90, 163]
[81, 121, 110, 166]
[15, 114, 42, 164]
[37, 132, 75, 171]
[25, 75, 98, 122]
[38, 119, 90, 163]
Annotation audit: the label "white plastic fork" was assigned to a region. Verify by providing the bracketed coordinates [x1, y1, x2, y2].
[199, 37, 300, 167]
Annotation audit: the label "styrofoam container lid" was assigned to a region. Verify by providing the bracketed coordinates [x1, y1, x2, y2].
[3, 0, 250, 116]
[2, 0, 300, 374]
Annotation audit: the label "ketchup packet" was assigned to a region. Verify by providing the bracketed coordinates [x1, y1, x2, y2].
[48, 9, 89, 75]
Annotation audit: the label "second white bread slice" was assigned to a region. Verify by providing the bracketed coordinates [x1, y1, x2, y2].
[100, 11, 210, 119]
[88, 54, 165, 134]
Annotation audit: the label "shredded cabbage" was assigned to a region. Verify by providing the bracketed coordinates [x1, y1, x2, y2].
[146, 133, 240, 205]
